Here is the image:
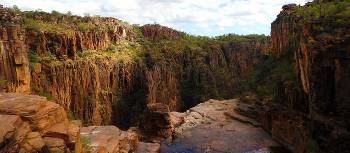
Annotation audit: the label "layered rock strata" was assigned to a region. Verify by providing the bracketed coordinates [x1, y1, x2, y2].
[79, 126, 138, 153]
[252, 2, 350, 152]
[139, 103, 173, 143]
[0, 4, 271, 127]
[0, 93, 80, 153]
[0, 25, 31, 93]
[161, 99, 282, 153]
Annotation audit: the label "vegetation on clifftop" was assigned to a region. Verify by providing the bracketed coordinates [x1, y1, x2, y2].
[2, 5, 270, 126]
[7, 6, 130, 34]
[295, 1, 350, 20]
[237, 47, 296, 104]
[239, 0, 350, 106]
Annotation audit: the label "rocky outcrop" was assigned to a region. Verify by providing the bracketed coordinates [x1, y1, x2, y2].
[0, 5, 270, 128]
[0, 93, 81, 152]
[0, 114, 34, 152]
[220, 37, 271, 77]
[139, 103, 173, 143]
[271, 4, 299, 56]
[136, 142, 160, 153]
[141, 24, 183, 40]
[162, 99, 282, 153]
[25, 26, 128, 59]
[31, 58, 143, 125]
[146, 67, 178, 110]
[0, 25, 31, 93]
[236, 99, 308, 153]
[80, 126, 138, 153]
[265, 2, 350, 153]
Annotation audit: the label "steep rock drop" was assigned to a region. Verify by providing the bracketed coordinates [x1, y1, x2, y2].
[161, 99, 288, 153]
[238, 1, 350, 153]
[1, 1, 350, 153]
[0, 4, 270, 128]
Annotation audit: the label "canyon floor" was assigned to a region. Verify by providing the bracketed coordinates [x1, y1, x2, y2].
[162, 99, 287, 153]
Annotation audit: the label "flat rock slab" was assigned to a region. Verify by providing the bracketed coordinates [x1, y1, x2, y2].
[80, 126, 138, 153]
[162, 99, 280, 153]
[136, 142, 160, 153]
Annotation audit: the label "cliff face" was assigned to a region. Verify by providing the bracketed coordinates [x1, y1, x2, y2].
[0, 25, 31, 93]
[0, 5, 270, 128]
[30, 59, 143, 125]
[267, 1, 350, 152]
[25, 24, 128, 58]
[271, 4, 299, 56]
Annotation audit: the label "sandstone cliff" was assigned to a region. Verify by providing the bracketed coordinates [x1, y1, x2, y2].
[243, 1, 350, 153]
[0, 5, 270, 128]
[0, 25, 31, 93]
[0, 93, 81, 153]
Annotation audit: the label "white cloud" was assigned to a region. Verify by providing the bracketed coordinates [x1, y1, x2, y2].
[0, 0, 311, 36]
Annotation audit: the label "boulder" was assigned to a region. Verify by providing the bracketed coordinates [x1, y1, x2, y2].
[0, 115, 31, 152]
[136, 142, 160, 153]
[80, 126, 138, 153]
[139, 103, 172, 142]
[20, 132, 46, 153]
[0, 93, 81, 153]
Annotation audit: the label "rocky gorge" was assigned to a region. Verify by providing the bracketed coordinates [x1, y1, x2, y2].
[1, 0, 350, 153]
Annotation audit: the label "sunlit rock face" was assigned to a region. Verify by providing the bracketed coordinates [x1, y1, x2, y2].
[80, 126, 138, 153]
[0, 25, 31, 93]
[0, 4, 270, 127]
[0, 1, 349, 153]
[0, 93, 81, 153]
[162, 99, 282, 153]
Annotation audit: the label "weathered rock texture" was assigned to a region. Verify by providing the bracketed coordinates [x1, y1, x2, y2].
[0, 25, 31, 93]
[80, 126, 138, 153]
[31, 59, 143, 125]
[139, 103, 172, 142]
[161, 99, 281, 153]
[141, 24, 183, 40]
[0, 5, 271, 127]
[271, 4, 299, 56]
[265, 2, 350, 153]
[0, 93, 81, 153]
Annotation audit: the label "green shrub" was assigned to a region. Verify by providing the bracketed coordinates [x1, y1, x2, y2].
[51, 10, 63, 17]
[105, 43, 117, 52]
[306, 138, 319, 152]
[77, 22, 93, 32]
[38, 91, 54, 101]
[31, 85, 54, 101]
[28, 51, 40, 64]
[295, 1, 350, 22]
[0, 79, 8, 88]
[81, 136, 91, 151]
[237, 46, 296, 103]
[67, 111, 76, 121]
[8, 5, 21, 14]
[42, 52, 56, 61]
[100, 88, 111, 95]
[23, 18, 74, 34]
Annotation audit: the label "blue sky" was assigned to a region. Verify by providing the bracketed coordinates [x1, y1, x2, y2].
[1, 0, 310, 36]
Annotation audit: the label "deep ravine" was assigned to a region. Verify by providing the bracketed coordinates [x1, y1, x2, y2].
[1, 0, 350, 153]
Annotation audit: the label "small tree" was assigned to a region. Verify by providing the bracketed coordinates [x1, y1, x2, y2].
[51, 10, 62, 17]
[10, 5, 21, 14]
[66, 11, 72, 16]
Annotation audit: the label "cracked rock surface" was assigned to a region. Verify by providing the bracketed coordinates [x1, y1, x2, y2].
[162, 99, 280, 153]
